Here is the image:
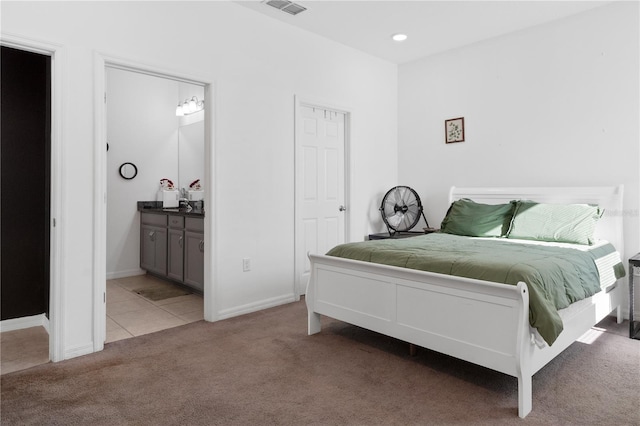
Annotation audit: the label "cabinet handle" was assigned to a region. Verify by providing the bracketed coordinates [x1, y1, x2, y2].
[149, 231, 155, 242]
[179, 236, 183, 248]
[199, 240, 204, 253]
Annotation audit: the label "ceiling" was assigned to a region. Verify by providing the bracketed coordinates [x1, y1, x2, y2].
[237, 0, 611, 64]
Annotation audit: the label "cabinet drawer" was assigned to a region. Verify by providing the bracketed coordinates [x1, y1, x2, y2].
[141, 212, 167, 226]
[185, 217, 204, 232]
[168, 215, 185, 229]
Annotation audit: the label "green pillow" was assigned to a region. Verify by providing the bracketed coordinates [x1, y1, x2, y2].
[507, 201, 603, 245]
[440, 199, 516, 237]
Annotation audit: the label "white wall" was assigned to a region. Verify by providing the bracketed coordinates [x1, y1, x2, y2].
[398, 2, 639, 311]
[2, 1, 397, 358]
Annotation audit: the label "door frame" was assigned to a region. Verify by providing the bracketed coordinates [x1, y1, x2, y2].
[293, 95, 352, 299]
[94, 54, 217, 348]
[0, 33, 65, 361]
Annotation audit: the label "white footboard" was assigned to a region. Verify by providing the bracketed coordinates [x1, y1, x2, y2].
[306, 253, 534, 418]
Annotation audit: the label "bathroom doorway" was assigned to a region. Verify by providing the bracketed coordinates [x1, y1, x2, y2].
[95, 57, 215, 346]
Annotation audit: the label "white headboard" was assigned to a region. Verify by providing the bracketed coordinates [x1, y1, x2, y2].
[449, 186, 625, 258]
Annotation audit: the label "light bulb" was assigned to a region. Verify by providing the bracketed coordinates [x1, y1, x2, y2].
[188, 97, 197, 112]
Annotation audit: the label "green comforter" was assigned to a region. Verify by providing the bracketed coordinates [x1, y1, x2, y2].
[326, 233, 625, 345]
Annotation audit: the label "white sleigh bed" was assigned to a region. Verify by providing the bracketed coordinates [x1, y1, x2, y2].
[305, 186, 624, 418]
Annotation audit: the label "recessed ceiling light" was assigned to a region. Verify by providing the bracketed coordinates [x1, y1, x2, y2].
[392, 33, 408, 42]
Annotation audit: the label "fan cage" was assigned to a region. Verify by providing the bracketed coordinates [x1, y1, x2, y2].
[379, 186, 429, 235]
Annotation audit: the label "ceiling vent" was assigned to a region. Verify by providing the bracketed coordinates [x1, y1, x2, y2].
[263, 0, 307, 16]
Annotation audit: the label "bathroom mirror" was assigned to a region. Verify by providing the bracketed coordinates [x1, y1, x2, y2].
[119, 162, 138, 180]
[178, 121, 205, 191]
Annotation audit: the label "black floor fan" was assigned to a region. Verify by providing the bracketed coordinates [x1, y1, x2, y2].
[379, 186, 429, 236]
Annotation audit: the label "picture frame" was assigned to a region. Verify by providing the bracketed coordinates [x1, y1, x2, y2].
[445, 117, 465, 144]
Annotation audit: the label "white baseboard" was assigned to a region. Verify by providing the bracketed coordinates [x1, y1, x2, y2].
[106, 269, 146, 280]
[217, 293, 296, 321]
[0, 313, 50, 333]
[64, 342, 96, 360]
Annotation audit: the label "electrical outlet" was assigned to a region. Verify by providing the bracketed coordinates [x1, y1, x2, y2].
[242, 258, 251, 272]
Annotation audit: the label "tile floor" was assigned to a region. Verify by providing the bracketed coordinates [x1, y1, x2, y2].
[106, 274, 204, 343]
[1, 275, 203, 375]
[0, 325, 49, 375]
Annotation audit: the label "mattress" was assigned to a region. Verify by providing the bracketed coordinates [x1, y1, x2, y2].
[326, 233, 625, 345]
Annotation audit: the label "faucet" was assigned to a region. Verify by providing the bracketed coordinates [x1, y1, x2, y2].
[179, 188, 191, 210]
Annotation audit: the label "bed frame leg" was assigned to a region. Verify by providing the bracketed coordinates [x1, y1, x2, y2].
[616, 305, 623, 324]
[409, 343, 417, 356]
[517, 375, 532, 418]
[308, 311, 321, 335]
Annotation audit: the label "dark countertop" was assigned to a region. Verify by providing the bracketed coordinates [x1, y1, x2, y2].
[137, 201, 205, 217]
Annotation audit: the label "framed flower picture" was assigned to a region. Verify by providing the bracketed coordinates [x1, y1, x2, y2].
[445, 117, 465, 144]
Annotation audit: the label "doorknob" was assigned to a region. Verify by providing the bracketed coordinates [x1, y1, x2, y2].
[339, 205, 346, 212]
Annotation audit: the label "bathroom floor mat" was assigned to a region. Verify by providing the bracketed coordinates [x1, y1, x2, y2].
[134, 286, 191, 301]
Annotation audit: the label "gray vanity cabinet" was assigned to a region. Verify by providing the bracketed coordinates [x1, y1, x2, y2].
[140, 213, 168, 276]
[167, 215, 185, 282]
[140, 211, 204, 292]
[184, 218, 204, 291]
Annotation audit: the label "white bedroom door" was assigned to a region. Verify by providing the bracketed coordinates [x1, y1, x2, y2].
[295, 101, 347, 297]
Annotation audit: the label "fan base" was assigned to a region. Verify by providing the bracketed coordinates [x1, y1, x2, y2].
[368, 231, 424, 240]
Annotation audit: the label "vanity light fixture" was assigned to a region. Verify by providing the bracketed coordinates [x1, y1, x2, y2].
[175, 96, 205, 116]
[392, 33, 408, 42]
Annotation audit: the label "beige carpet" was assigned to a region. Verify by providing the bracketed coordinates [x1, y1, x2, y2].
[1, 300, 639, 425]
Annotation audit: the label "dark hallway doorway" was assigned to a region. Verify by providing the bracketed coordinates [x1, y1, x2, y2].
[1, 46, 51, 322]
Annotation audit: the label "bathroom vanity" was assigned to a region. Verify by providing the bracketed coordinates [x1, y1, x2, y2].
[138, 202, 204, 292]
